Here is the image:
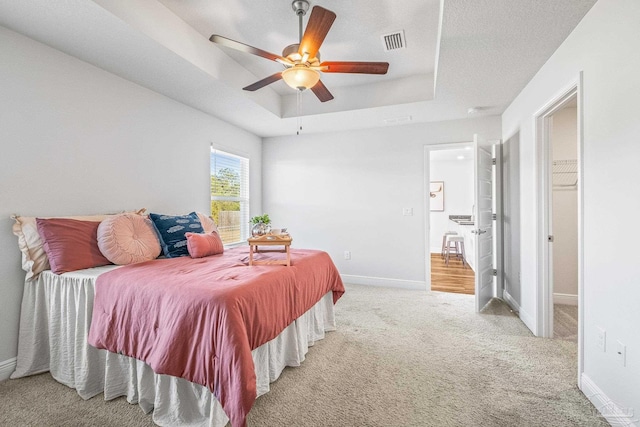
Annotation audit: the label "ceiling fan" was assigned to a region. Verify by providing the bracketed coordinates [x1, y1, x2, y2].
[209, 0, 389, 102]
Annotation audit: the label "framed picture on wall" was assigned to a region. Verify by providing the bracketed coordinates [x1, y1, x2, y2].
[430, 181, 444, 211]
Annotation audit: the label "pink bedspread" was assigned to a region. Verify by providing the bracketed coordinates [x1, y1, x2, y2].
[88, 246, 344, 427]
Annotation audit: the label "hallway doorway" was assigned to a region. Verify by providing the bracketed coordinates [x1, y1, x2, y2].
[427, 144, 475, 295]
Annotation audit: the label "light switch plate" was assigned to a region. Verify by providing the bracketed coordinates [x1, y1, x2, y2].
[402, 208, 413, 216]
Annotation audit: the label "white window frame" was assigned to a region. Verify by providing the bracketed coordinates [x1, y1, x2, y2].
[210, 147, 250, 245]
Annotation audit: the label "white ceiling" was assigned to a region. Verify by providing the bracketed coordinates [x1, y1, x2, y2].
[0, 0, 597, 137]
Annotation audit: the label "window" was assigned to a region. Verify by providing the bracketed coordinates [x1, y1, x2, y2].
[210, 148, 249, 244]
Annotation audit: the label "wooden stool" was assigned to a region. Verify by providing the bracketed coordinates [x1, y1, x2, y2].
[441, 231, 458, 258]
[445, 235, 466, 267]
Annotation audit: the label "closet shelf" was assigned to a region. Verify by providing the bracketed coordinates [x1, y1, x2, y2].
[553, 159, 577, 188]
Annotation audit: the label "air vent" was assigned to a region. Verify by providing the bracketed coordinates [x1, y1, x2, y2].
[381, 30, 406, 51]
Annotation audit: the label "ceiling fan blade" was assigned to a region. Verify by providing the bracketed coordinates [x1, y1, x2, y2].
[210, 35, 292, 65]
[243, 73, 283, 91]
[298, 6, 336, 59]
[310, 80, 334, 102]
[320, 61, 389, 74]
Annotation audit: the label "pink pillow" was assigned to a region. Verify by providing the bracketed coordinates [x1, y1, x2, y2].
[97, 213, 161, 265]
[36, 218, 112, 274]
[185, 232, 224, 258]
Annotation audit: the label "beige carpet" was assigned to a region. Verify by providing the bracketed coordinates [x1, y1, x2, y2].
[554, 304, 579, 342]
[0, 284, 608, 426]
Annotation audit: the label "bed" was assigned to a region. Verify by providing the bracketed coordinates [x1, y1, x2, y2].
[11, 245, 344, 427]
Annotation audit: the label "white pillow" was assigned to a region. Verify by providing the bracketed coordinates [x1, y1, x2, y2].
[97, 213, 161, 265]
[196, 212, 219, 234]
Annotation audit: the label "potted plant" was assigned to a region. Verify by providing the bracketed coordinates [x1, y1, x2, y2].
[250, 214, 271, 236]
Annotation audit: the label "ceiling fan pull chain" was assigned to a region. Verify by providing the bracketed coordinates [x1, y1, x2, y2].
[296, 90, 304, 135]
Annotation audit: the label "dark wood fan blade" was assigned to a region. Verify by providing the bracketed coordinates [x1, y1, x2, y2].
[310, 80, 334, 102]
[210, 34, 290, 64]
[243, 73, 283, 91]
[320, 61, 389, 74]
[298, 6, 336, 59]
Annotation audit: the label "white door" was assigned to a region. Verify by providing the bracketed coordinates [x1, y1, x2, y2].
[474, 134, 495, 311]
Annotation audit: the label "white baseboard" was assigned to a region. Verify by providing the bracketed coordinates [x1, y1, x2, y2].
[341, 274, 425, 290]
[503, 289, 520, 313]
[0, 358, 17, 381]
[581, 373, 638, 427]
[430, 247, 442, 254]
[518, 308, 537, 335]
[554, 293, 578, 306]
[503, 289, 536, 334]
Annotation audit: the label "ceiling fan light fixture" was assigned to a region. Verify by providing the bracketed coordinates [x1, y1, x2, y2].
[282, 66, 320, 91]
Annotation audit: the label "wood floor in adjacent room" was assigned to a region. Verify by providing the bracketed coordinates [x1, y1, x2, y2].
[430, 253, 475, 295]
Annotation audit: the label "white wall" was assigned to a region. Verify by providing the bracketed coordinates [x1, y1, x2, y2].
[262, 117, 501, 289]
[551, 107, 578, 299]
[429, 156, 474, 253]
[502, 0, 640, 418]
[0, 26, 262, 371]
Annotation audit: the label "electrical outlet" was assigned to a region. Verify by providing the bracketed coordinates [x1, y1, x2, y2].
[402, 208, 413, 216]
[344, 251, 351, 260]
[616, 341, 626, 367]
[597, 328, 606, 351]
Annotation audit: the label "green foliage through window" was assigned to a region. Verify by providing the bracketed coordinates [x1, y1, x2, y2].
[210, 149, 249, 244]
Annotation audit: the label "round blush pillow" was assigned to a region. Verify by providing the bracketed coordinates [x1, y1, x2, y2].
[97, 213, 161, 265]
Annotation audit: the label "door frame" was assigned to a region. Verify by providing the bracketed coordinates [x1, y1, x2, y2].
[534, 72, 584, 385]
[423, 142, 474, 291]
[424, 140, 504, 310]
[493, 143, 504, 300]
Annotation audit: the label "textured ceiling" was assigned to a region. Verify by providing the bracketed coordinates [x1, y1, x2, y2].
[0, 0, 597, 137]
[435, 0, 597, 116]
[159, 0, 439, 96]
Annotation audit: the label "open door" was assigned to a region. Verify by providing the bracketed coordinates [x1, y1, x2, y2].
[474, 134, 495, 311]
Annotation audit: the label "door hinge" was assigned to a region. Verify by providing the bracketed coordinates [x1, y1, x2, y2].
[548, 235, 554, 242]
[492, 269, 498, 276]
[492, 213, 497, 221]
[492, 158, 497, 165]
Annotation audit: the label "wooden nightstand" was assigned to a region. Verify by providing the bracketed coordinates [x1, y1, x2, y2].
[248, 234, 292, 266]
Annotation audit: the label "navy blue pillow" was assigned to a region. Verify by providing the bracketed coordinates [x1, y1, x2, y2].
[149, 212, 204, 258]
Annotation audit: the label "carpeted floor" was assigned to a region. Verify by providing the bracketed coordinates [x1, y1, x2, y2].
[0, 284, 608, 426]
[554, 304, 579, 342]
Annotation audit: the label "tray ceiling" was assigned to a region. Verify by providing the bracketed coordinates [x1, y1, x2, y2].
[0, 0, 596, 137]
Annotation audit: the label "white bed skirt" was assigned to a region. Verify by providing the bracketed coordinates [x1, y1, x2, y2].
[11, 266, 336, 426]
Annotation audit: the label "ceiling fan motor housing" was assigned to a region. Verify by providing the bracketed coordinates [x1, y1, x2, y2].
[282, 43, 320, 65]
